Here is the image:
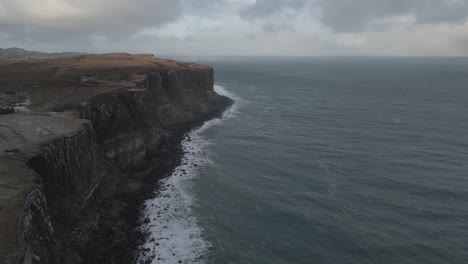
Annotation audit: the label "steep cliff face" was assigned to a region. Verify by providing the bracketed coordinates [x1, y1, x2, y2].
[0, 114, 94, 264]
[0, 156, 41, 264]
[29, 123, 108, 219]
[0, 54, 232, 264]
[79, 68, 226, 169]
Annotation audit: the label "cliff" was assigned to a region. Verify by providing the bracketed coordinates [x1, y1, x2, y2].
[0, 54, 232, 263]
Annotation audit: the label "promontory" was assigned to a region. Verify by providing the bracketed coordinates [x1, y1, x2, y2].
[0, 53, 232, 264]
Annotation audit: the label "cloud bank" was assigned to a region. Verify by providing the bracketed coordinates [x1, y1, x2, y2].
[0, 0, 467, 56]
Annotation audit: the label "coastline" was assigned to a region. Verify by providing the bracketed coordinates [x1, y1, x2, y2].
[0, 54, 233, 264]
[80, 98, 233, 264]
[138, 85, 239, 264]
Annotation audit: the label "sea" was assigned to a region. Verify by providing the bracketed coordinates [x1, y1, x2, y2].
[139, 57, 468, 264]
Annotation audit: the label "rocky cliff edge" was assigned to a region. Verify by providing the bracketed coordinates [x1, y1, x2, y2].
[0, 53, 232, 264]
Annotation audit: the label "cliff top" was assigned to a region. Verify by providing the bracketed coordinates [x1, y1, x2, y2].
[0, 53, 229, 263]
[0, 112, 89, 153]
[0, 53, 210, 111]
[0, 112, 90, 261]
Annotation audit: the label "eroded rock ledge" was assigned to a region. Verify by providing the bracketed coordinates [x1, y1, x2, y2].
[0, 54, 232, 264]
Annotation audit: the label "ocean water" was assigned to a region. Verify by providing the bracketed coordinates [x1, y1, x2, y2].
[140, 57, 468, 264]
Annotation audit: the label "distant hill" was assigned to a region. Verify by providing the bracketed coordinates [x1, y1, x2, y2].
[0, 47, 83, 59]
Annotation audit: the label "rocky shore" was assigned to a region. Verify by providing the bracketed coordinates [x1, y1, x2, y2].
[0, 53, 232, 264]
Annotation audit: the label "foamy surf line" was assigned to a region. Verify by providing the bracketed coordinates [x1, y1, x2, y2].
[138, 85, 239, 264]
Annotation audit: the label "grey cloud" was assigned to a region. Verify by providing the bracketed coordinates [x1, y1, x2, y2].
[319, 0, 409, 32]
[319, 0, 468, 32]
[238, 0, 468, 32]
[181, 0, 253, 18]
[244, 33, 257, 40]
[182, 0, 225, 10]
[241, 0, 307, 19]
[262, 23, 294, 33]
[1, 0, 467, 56]
[184, 36, 199, 42]
[414, 0, 468, 24]
[0, 0, 181, 41]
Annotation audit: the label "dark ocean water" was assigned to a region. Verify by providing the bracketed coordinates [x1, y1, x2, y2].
[141, 57, 468, 264]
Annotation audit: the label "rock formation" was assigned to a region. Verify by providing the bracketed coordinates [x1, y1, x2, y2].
[0, 54, 232, 263]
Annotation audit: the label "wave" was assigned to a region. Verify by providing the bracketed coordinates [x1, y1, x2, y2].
[137, 85, 238, 264]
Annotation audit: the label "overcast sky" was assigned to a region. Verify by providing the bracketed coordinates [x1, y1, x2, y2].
[1, 0, 468, 56]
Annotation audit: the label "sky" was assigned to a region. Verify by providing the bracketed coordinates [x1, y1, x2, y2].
[0, 0, 468, 56]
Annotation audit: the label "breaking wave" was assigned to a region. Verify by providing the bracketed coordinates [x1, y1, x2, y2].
[137, 85, 238, 264]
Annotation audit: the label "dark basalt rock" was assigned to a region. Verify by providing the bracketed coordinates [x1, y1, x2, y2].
[0, 53, 232, 264]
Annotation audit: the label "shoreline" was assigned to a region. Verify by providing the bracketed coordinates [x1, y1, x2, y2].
[0, 54, 233, 263]
[79, 100, 234, 264]
[138, 85, 239, 263]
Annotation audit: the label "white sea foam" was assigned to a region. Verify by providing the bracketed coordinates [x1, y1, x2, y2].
[138, 85, 238, 264]
[13, 94, 31, 113]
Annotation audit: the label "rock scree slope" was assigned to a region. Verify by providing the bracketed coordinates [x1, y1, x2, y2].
[0, 53, 232, 264]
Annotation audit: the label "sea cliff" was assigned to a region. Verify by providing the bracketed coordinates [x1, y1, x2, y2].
[0, 54, 232, 264]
